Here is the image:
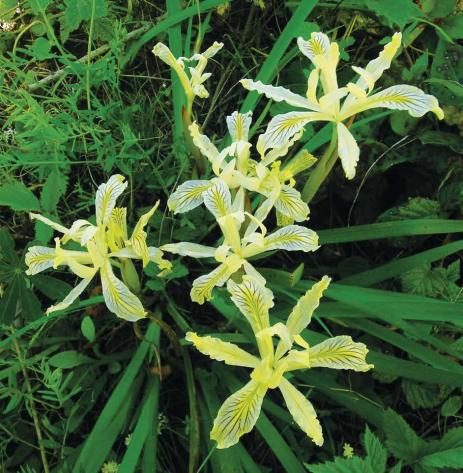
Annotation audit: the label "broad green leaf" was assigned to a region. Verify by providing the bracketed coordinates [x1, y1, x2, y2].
[81, 316, 96, 343]
[361, 0, 422, 29]
[49, 350, 94, 369]
[420, 447, 463, 468]
[364, 426, 387, 473]
[440, 396, 462, 417]
[0, 181, 41, 211]
[382, 409, 424, 462]
[40, 170, 67, 213]
[305, 456, 370, 473]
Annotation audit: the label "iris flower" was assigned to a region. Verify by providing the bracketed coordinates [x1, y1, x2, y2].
[152, 41, 223, 100]
[241, 31, 443, 179]
[25, 175, 171, 320]
[167, 111, 314, 223]
[186, 275, 373, 448]
[162, 179, 319, 304]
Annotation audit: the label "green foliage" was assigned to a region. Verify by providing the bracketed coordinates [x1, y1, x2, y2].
[1, 0, 462, 471]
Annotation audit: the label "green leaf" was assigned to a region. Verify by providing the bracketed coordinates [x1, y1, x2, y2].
[388, 462, 402, 473]
[48, 350, 94, 369]
[441, 396, 462, 417]
[0, 181, 41, 211]
[361, 0, 422, 29]
[81, 316, 96, 343]
[364, 426, 387, 473]
[425, 78, 463, 98]
[382, 409, 424, 462]
[442, 13, 463, 40]
[305, 456, 370, 473]
[30, 274, 72, 300]
[419, 131, 463, 154]
[401, 380, 447, 409]
[378, 198, 441, 222]
[0, 274, 20, 324]
[420, 447, 463, 468]
[26, 0, 51, 14]
[400, 264, 448, 297]
[0, 228, 17, 263]
[60, 0, 107, 42]
[28, 37, 53, 60]
[40, 170, 67, 213]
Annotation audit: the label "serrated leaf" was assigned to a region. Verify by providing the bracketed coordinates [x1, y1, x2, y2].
[378, 198, 440, 222]
[305, 456, 370, 473]
[420, 447, 463, 468]
[400, 264, 447, 297]
[420, 131, 463, 154]
[388, 461, 402, 473]
[0, 228, 17, 262]
[0, 181, 41, 211]
[441, 396, 462, 417]
[383, 409, 424, 462]
[401, 380, 446, 409]
[364, 426, 387, 473]
[60, 0, 107, 42]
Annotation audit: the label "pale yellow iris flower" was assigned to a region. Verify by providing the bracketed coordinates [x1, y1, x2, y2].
[25, 175, 171, 321]
[167, 111, 315, 224]
[186, 275, 373, 448]
[162, 179, 319, 304]
[241, 31, 443, 179]
[152, 41, 223, 100]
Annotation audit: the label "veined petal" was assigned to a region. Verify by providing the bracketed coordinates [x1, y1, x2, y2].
[256, 322, 292, 356]
[286, 276, 331, 337]
[274, 185, 309, 222]
[190, 256, 242, 304]
[342, 84, 444, 120]
[341, 32, 402, 111]
[337, 122, 360, 180]
[185, 332, 259, 368]
[260, 129, 304, 166]
[240, 79, 319, 111]
[310, 335, 374, 372]
[203, 179, 232, 218]
[263, 225, 319, 252]
[168, 180, 211, 214]
[100, 261, 146, 321]
[257, 111, 330, 154]
[242, 261, 267, 288]
[160, 242, 216, 258]
[189, 122, 223, 171]
[107, 207, 128, 251]
[279, 377, 323, 446]
[25, 246, 56, 275]
[297, 32, 330, 62]
[148, 247, 172, 276]
[153, 42, 192, 96]
[95, 175, 128, 226]
[199, 41, 223, 60]
[280, 151, 317, 181]
[359, 32, 402, 93]
[227, 276, 274, 333]
[211, 379, 266, 449]
[126, 202, 159, 267]
[30, 213, 69, 235]
[46, 275, 95, 314]
[226, 111, 252, 142]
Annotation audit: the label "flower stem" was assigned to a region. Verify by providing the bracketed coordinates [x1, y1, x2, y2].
[182, 98, 207, 175]
[301, 125, 338, 203]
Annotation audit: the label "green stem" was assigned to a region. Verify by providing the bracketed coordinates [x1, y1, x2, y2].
[301, 126, 338, 203]
[86, 0, 96, 109]
[182, 98, 206, 175]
